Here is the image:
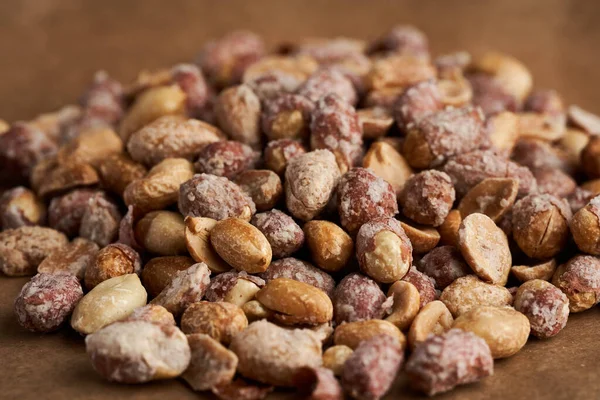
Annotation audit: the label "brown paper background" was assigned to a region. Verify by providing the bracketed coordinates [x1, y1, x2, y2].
[1, 1, 600, 399]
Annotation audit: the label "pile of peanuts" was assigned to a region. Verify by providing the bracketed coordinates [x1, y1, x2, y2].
[2, 25, 600, 399]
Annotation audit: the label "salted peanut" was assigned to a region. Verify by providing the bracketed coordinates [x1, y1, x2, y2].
[403, 106, 485, 169]
[179, 173, 256, 221]
[440, 275, 513, 317]
[365, 87, 405, 111]
[333, 319, 405, 350]
[322, 345, 354, 376]
[151, 263, 211, 316]
[0, 226, 68, 276]
[514, 279, 569, 339]
[128, 116, 223, 167]
[85, 321, 190, 383]
[402, 266, 438, 308]
[261, 93, 314, 141]
[356, 218, 412, 283]
[438, 209, 461, 247]
[256, 278, 333, 325]
[135, 211, 187, 256]
[38, 161, 99, 199]
[263, 139, 306, 176]
[580, 135, 600, 179]
[368, 55, 436, 91]
[294, 366, 343, 400]
[121, 304, 176, 326]
[392, 80, 442, 131]
[183, 334, 238, 391]
[568, 104, 600, 134]
[453, 306, 530, 358]
[299, 68, 357, 105]
[511, 259, 557, 282]
[437, 77, 472, 107]
[358, 107, 394, 139]
[471, 52, 532, 102]
[303, 220, 353, 272]
[195, 141, 259, 179]
[333, 273, 387, 324]
[533, 167, 577, 198]
[285, 150, 341, 221]
[242, 54, 318, 85]
[367, 25, 429, 57]
[251, 211, 304, 259]
[214, 84, 262, 147]
[400, 170, 455, 227]
[458, 178, 518, 222]
[119, 85, 186, 142]
[458, 213, 511, 285]
[385, 281, 420, 331]
[419, 246, 470, 289]
[552, 255, 600, 312]
[57, 126, 123, 168]
[258, 258, 335, 297]
[406, 329, 494, 396]
[511, 137, 573, 174]
[124, 158, 194, 213]
[571, 195, 600, 255]
[0, 186, 45, 229]
[141, 256, 195, 298]
[0, 118, 9, 132]
[362, 141, 413, 196]
[408, 300, 453, 349]
[235, 170, 283, 212]
[518, 112, 566, 142]
[512, 194, 572, 259]
[341, 335, 404, 400]
[205, 271, 265, 306]
[210, 218, 271, 273]
[46, 189, 98, 237]
[399, 220, 440, 254]
[230, 320, 322, 387]
[241, 300, 273, 322]
[98, 153, 147, 196]
[71, 274, 147, 334]
[184, 217, 230, 273]
[14, 273, 83, 333]
[84, 243, 142, 290]
[559, 128, 590, 166]
[486, 111, 519, 155]
[181, 301, 247, 344]
[38, 238, 99, 279]
[79, 193, 121, 247]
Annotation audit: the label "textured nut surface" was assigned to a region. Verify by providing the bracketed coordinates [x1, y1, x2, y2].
[486, 111, 519, 155]
[38, 160, 100, 200]
[392, 80, 442, 131]
[141, 256, 195, 298]
[258, 258, 335, 297]
[241, 299, 273, 322]
[400, 170, 455, 227]
[333, 273, 387, 324]
[400, 220, 440, 255]
[358, 106, 394, 139]
[250, 210, 303, 258]
[552, 255, 600, 312]
[0, 226, 68, 276]
[230, 320, 322, 387]
[256, 278, 333, 325]
[438, 209, 462, 247]
[135, 211, 187, 256]
[341, 334, 404, 400]
[124, 158, 194, 213]
[511, 259, 557, 282]
[458, 213, 511, 285]
[235, 170, 283, 212]
[0, 186, 46, 229]
[14, 273, 83, 333]
[440, 275, 513, 317]
[571, 195, 600, 255]
[57, 126, 123, 168]
[205, 271, 265, 306]
[368, 55, 436, 91]
[181, 301, 247, 344]
[514, 279, 569, 339]
[408, 300, 454, 349]
[47, 189, 98, 237]
[85, 321, 190, 383]
[299, 68, 357, 105]
[402, 266, 438, 307]
[37, 237, 99, 279]
[385, 280, 421, 331]
[333, 319, 405, 350]
[214, 84, 262, 147]
[337, 168, 398, 235]
[184, 216, 231, 273]
[98, 153, 147, 196]
[418, 245, 470, 289]
[263, 139, 306, 176]
[453, 306, 530, 358]
[322, 345, 353, 376]
[458, 178, 518, 222]
[362, 141, 413, 196]
[179, 173, 256, 221]
[121, 304, 176, 326]
[356, 217, 412, 283]
[128, 116, 223, 167]
[84, 243, 142, 290]
[79, 193, 122, 247]
[285, 150, 341, 221]
[293, 366, 343, 400]
[261, 93, 314, 141]
[150, 263, 211, 316]
[304, 220, 353, 272]
[406, 329, 493, 396]
[182, 333, 238, 391]
[71, 274, 147, 334]
[195, 141, 258, 179]
[512, 194, 572, 259]
[210, 218, 272, 273]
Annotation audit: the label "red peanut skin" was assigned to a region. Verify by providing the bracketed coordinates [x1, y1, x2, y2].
[333, 273, 387, 324]
[294, 367, 343, 400]
[341, 334, 404, 400]
[402, 266, 438, 308]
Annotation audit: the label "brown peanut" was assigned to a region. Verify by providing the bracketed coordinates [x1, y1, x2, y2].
[303, 220, 353, 272]
[184, 216, 231, 273]
[322, 345, 354, 377]
[408, 300, 454, 349]
[181, 301, 247, 344]
[333, 319, 406, 350]
[385, 280, 421, 331]
[458, 178, 518, 222]
[440, 275, 513, 317]
[141, 256, 195, 298]
[135, 211, 187, 256]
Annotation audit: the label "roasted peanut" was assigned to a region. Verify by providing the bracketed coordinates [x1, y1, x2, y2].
[322, 345, 353, 376]
[440, 275, 513, 317]
[38, 238, 99, 279]
[399, 220, 440, 254]
[258, 257, 335, 297]
[511, 259, 557, 282]
[552, 255, 600, 312]
[408, 300, 453, 349]
[84, 243, 142, 290]
[205, 271, 265, 306]
[235, 170, 283, 212]
[182, 333, 238, 391]
[214, 84, 262, 147]
[514, 279, 569, 339]
[135, 211, 187, 256]
[385, 281, 420, 330]
[150, 263, 211, 316]
[303, 220, 353, 272]
[362, 141, 413, 197]
[438, 209, 462, 247]
[0, 186, 46, 229]
[458, 178, 518, 222]
[184, 216, 231, 273]
[333, 273, 387, 324]
[333, 319, 405, 350]
[571, 195, 600, 255]
[400, 170, 455, 226]
[181, 301, 247, 344]
[141, 256, 196, 298]
[250, 210, 303, 259]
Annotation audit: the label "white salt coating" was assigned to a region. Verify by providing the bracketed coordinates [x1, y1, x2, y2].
[38, 238, 99, 279]
[333, 273, 387, 324]
[564, 256, 600, 290]
[151, 263, 211, 316]
[251, 210, 303, 258]
[258, 257, 335, 296]
[440, 276, 513, 317]
[515, 284, 569, 338]
[298, 69, 357, 104]
[512, 194, 572, 234]
[401, 170, 455, 226]
[568, 105, 600, 134]
[182, 334, 238, 391]
[195, 141, 257, 178]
